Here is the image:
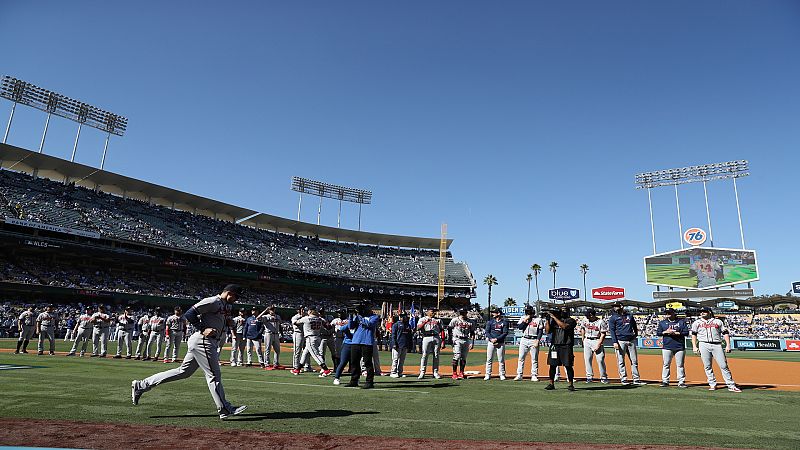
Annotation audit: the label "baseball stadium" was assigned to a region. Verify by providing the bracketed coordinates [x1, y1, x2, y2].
[3, 3, 800, 450]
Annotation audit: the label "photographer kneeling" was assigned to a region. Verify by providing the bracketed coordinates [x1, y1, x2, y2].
[544, 307, 577, 392]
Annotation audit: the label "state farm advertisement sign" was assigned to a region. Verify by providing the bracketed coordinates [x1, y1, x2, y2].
[785, 340, 800, 352]
[592, 286, 625, 301]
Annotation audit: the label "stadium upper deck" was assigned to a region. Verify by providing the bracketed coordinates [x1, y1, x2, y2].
[0, 144, 475, 296]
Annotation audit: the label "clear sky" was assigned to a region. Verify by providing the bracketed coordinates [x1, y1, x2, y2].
[1, 1, 799, 304]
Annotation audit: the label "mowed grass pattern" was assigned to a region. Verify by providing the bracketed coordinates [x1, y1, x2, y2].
[1, 340, 799, 449]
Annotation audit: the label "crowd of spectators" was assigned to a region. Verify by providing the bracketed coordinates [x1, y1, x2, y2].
[0, 170, 473, 287]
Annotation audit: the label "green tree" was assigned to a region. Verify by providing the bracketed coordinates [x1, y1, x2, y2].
[580, 264, 589, 302]
[504, 297, 516, 306]
[483, 274, 498, 320]
[549, 261, 559, 289]
[525, 273, 532, 306]
[531, 264, 542, 311]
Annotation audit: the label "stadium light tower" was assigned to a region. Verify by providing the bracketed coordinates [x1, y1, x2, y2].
[291, 176, 373, 230]
[1, 76, 128, 169]
[635, 160, 750, 252]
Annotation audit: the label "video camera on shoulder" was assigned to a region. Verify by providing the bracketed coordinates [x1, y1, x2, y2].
[540, 309, 560, 319]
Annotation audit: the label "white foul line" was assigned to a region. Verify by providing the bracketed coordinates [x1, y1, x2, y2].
[227, 378, 431, 394]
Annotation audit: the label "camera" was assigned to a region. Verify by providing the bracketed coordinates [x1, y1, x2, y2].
[541, 309, 561, 319]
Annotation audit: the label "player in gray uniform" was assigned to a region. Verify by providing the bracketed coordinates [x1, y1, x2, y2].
[91, 305, 113, 357]
[294, 307, 333, 376]
[67, 307, 94, 356]
[579, 308, 609, 383]
[145, 308, 166, 361]
[331, 313, 346, 362]
[114, 307, 135, 359]
[14, 306, 36, 354]
[417, 307, 445, 379]
[134, 312, 150, 359]
[257, 306, 282, 369]
[229, 309, 246, 366]
[448, 308, 475, 380]
[691, 307, 741, 392]
[290, 307, 307, 372]
[163, 306, 187, 363]
[36, 305, 58, 355]
[514, 306, 544, 381]
[132, 284, 247, 419]
[318, 308, 338, 369]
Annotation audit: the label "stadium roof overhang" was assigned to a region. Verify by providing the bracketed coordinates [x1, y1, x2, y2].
[0, 143, 451, 249]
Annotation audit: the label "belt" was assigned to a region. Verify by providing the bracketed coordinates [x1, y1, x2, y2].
[700, 341, 721, 345]
[584, 337, 599, 340]
[523, 335, 537, 339]
[422, 332, 438, 337]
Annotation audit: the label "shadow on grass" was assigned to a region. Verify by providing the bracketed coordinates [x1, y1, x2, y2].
[150, 409, 379, 421]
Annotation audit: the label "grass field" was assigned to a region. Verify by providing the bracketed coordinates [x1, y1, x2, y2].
[1, 339, 799, 449]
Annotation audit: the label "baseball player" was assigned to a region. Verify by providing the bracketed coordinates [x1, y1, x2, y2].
[579, 308, 609, 384]
[484, 307, 509, 380]
[290, 307, 307, 372]
[608, 301, 646, 385]
[90, 305, 113, 357]
[114, 306, 135, 359]
[163, 306, 187, 363]
[389, 313, 412, 378]
[293, 306, 333, 376]
[257, 306, 282, 369]
[132, 284, 247, 420]
[691, 307, 741, 392]
[514, 306, 544, 382]
[244, 307, 265, 367]
[332, 314, 355, 385]
[693, 255, 721, 288]
[318, 308, 338, 369]
[229, 309, 246, 366]
[36, 304, 58, 355]
[67, 306, 94, 357]
[331, 311, 347, 369]
[14, 306, 36, 354]
[144, 308, 166, 361]
[134, 311, 151, 360]
[448, 308, 476, 380]
[64, 315, 76, 342]
[417, 307, 445, 379]
[656, 308, 690, 388]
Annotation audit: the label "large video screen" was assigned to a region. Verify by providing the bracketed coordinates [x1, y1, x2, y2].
[644, 247, 758, 290]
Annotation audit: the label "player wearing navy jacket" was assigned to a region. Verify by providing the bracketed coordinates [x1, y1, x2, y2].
[656, 308, 690, 388]
[483, 308, 509, 380]
[608, 301, 646, 385]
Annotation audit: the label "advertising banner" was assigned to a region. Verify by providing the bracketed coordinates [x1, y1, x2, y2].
[549, 288, 580, 301]
[785, 340, 800, 351]
[4, 217, 100, 239]
[733, 339, 782, 351]
[792, 282, 800, 295]
[592, 286, 625, 300]
[639, 337, 664, 349]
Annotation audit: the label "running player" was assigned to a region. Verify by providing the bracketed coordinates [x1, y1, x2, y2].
[448, 308, 475, 380]
[132, 284, 247, 420]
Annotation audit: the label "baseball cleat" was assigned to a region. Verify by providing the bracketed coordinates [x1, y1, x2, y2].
[678, 383, 688, 388]
[531, 376, 539, 382]
[433, 372, 441, 379]
[418, 373, 425, 379]
[600, 378, 609, 384]
[451, 374, 459, 380]
[620, 381, 631, 386]
[513, 375, 523, 381]
[567, 385, 576, 392]
[660, 382, 670, 387]
[219, 405, 247, 420]
[361, 383, 374, 389]
[585, 378, 593, 384]
[264, 365, 275, 370]
[319, 369, 332, 378]
[290, 369, 301, 375]
[708, 385, 717, 391]
[131, 380, 143, 406]
[483, 375, 491, 381]
[544, 384, 555, 390]
[125, 356, 132, 359]
[65, 352, 75, 356]
[499, 375, 507, 381]
[632, 381, 647, 386]
[37, 352, 44, 355]
[389, 373, 399, 378]
[113, 355, 122, 359]
[333, 378, 341, 385]
[457, 373, 465, 380]
[728, 386, 742, 393]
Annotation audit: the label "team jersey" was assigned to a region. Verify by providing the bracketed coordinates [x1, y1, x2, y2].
[116, 314, 135, 332]
[448, 316, 475, 340]
[297, 315, 326, 337]
[331, 318, 345, 338]
[261, 313, 282, 334]
[138, 315, 151, 333]
[18, 311, 35, 327]
[694, 258, 721, 288]
[417, 317, 443, 336]
[517, 316, 544, 338]
[91, 312, 112, 329]
[291, 314, 305, 333]
[691, 317, 729, 343]
[37, 312, 57, 329]
[232, 316, 246, 334]
[166, 314, 186, 333]
[149, 315, 166, 333]
[187, 295, 232, 337]
[579, 317, 608, 339]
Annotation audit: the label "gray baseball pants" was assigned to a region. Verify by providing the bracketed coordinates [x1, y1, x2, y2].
[145, 331, 164, 360]
[662, 348, 686, 384]
[92, 328, 109, 356]
[135, 331, 150, 357]
[420, 336, 441, 374]
[164, 332, 184, 360]
[516, 337, 539, 378]
[38, 328, 55, 353]
[116, 330, 133, 357]
[615, 340, 640, 383]
[699, 342, 735, 388]
[230, 333, 245, 364]
[583, 337, 608, 380]
[301, 335, 326, 367]
[70, 327, 92, 355]
[137, 332, 234, 414]
[245, 337, 264, 365]
[485, 343, 506, 377]
[263, 332, 280, 366]
[391, 347, 408, 375]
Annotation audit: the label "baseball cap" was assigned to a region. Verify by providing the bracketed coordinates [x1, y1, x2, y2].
[700, 306, 713, 313]
[665, 308, 676, 314]
[585, 308, 596, 316]
[458, 308, 468, 315]
[612, 301, 623, 307]
[223, 284, 243, 296]
[491, 307, 502, 314]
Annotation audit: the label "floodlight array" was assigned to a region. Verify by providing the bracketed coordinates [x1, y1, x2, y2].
[291, 176, 372, 204]
[1, 76, 127, 136]
[634, 160, 749, 189]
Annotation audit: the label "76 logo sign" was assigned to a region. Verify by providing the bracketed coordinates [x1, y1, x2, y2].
[683, 228, 707, 246]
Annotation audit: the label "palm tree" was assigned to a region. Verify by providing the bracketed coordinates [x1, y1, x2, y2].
[531, 264, 542, 311]
[525, 273, 532, 306]
[483, 274, 498, 320]
[580, 264, 589, 302]
[504, 297, 516, 307]
[549, 261, 559, 289]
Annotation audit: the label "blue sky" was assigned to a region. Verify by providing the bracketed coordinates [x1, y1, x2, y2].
[1, 1, 799, 303]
